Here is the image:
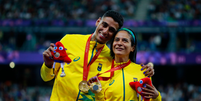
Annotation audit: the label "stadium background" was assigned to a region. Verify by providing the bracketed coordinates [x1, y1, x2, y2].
[0, 0, 201, 101]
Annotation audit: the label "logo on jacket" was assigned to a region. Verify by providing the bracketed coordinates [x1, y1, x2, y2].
[97, 63, 102, 71]
[73, 56, 80, 62]
[109, 80, 115, 86]
[133, 78, 138, 82]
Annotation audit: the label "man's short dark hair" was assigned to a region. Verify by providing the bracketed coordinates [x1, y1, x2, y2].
[102, 10, 124, 29]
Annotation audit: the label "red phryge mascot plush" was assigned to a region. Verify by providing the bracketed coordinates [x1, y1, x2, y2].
[129, 77, 152, 101]
[51, 41, 71, 77]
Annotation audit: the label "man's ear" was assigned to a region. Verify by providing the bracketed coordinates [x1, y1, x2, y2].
[95, 17, 102, 26]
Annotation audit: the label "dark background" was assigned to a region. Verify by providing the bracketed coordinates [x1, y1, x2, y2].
[1, 0, 201, 101]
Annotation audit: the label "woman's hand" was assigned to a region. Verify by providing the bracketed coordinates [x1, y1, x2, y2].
[141, 62, 154, 77]
[142, 84, 159, 99]
[87, 76, 98, 86]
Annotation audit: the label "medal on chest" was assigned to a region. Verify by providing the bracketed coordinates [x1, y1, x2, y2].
[79, 34, 104, 93]
[87, 59, 131, 93]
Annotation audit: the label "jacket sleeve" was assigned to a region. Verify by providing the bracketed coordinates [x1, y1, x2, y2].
[40, 62, 60, 81]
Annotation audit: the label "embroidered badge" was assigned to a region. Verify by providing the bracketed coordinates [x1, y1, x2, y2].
[97, 63, 102, 71]
[133, 78, 138, 82]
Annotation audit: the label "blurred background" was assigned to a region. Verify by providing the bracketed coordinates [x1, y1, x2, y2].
[0, 0, 201, 101]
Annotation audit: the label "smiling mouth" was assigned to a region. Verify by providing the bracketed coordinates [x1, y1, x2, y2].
[99, 33, 106, 39]
[116, 48, 124, 51]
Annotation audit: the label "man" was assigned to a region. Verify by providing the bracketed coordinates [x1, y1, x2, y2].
[41, 10, 154, 101]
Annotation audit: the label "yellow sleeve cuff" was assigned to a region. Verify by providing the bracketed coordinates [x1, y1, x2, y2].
[151, 91, 162, 101]
[42, 63, 53, 73]
[41, 63, 54, 82]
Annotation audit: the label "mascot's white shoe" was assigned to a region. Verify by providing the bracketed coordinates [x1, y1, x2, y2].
[60, 72, 66, 77]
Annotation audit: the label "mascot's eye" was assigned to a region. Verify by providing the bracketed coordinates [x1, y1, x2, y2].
[59, 46, 63, 50]
[139, 80, 143, 84]
[54, 47, 57, 50]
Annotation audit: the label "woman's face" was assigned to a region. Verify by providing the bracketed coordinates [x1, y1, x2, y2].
[112, 30, 135, 57]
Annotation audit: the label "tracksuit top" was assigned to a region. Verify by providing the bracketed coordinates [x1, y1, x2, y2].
[41, 34, 162, 101]
[41, 34, 112, 101]
[95, 61, 162, 101]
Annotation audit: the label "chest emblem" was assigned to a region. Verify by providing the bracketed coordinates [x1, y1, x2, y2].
[133, 78, 138, 82]
[97, 63, 102, 71]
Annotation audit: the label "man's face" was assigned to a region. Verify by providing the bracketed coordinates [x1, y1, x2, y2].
[94, 17, 119, 44]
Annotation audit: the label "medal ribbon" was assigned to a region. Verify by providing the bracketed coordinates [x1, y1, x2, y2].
[97, 59, 131, 81]
[83, 34, 104, 81]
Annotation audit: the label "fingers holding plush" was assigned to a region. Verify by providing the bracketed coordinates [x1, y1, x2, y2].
[43, 43, 55, 58]
[43, 50, 52, 59]
[142, 84, 159, 99]
[43, 43, 55, 68]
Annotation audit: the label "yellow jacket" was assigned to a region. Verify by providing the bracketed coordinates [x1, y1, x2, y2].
[96, 61, 162, 101]
[41, 34, 113, 101]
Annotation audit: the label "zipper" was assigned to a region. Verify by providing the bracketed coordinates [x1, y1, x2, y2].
[122, 68, 125, 101]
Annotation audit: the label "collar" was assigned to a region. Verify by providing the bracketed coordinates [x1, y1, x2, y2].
[114, 59, 130, 67]
[90, 41, 105, 50]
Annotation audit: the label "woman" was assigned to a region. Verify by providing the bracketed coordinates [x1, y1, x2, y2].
[90, 28, 161, 101]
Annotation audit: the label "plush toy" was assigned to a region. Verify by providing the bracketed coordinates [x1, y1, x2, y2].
[129, 77, 152, 101]
[51, 41, 71, 77]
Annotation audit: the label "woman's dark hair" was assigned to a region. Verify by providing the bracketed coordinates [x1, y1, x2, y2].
[110, 28, 137, 63]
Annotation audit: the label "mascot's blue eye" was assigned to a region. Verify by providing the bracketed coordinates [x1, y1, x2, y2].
[54, 47, 57, 50]
[139, 80, 143, 84]
[59, 46, 63, 50]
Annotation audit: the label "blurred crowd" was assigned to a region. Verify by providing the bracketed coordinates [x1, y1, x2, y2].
[159, 82, 201, 101]
[1, 0, 201, 21]
[0, 0, 200, 53]
[1, 29, 200, 54]
[0, 81, 51, 101]
[0, 0, 137, 20]
[0, 30, 51, 53]
[1, 0, 201, 101]
[0, 0, 138, 53]
[147, 0, 201, 21]
[1, 81, 201, 101]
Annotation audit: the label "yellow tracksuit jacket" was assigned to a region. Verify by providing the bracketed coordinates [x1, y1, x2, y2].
[41, 34, 112, 101]
[95, 61, 162, 101]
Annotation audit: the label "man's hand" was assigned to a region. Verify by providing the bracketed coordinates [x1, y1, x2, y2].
[141, 62, 154, 77]
[42, 43, 55, 68]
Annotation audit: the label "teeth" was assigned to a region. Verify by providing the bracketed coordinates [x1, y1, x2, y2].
[100, 33, 105, 38]
[116, 48, 123, 50]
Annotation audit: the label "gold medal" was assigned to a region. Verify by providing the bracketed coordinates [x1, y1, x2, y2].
[90, 82, 102, 93]
[79, 81, 89, 93]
